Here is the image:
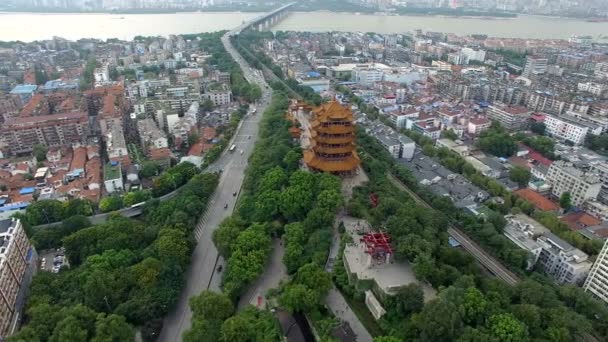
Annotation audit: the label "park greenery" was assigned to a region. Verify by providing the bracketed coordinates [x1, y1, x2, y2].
[184, 291, 281, 342]
[9, 171, 219, 341]
[16, 161, 200, 251]
[348, 127, 608, 341]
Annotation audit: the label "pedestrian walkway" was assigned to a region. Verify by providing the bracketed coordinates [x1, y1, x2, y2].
[325, 288, 373, 342]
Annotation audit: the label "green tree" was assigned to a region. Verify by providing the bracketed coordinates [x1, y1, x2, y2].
[295, 263, 332, 297]
[462, 287, 488, 324]
[184, 319, 222, 342]
[373, 337, 402, 342]
[389, 283, 424, 317]
[99, 196, 124, 213]
[91, 314, 135, 342]
[201, 99, 216, 112]
[154, 228, 189, 266]
[220, 306, 281, 342]
[140, 161, 160, 179]
[476, 125, 518, 157]
[412, 299, 463, 341]
[441, 129, 458, 140]
[22, 199, 65, 225]
[509, 166, 531, 187]
[279, 283, 318, 313]
[35, 68, 49, 85]
[560, 192, 572, 210]
[49, 316, 89, 342]
[189, 291, 234, 321]
[422, 144, 436, 157]
[530, 122, 546, 135]
[487, 313, 528, 342]
[213, 217, 245, 257]
[123, 190, 151, 206]
[63, 199, 94, 217]
[33, 144, 48, 162]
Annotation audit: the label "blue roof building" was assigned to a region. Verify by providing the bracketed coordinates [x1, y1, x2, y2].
[19, 187, 35, 195]
[10, 84, 38, 102]
[42, 79, 78, 93]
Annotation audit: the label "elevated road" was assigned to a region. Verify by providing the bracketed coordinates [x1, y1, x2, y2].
[157, 12, 275, 342]
[387, 174, 520, 286]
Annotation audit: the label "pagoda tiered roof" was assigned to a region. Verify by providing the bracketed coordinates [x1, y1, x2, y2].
[304, 101, 360, 175]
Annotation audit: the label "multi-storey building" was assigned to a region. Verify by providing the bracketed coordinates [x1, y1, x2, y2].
[352, 66, 384, 86]
[137, 118, 169, 152]
[303, 101, 360, 175]
[546, 161, 602, 207]
[578, 82, 607, 97]
[202, 85, 232, 106]
[584, 240, 608, 305]
[584, 201, 608, 222]
[467, 116, 491, 135]
[526, 91, 568, 115]
[1, 112, 89, 155]
[595, 62, 608, 79]
[98, 93, 123, 136]
[0, 218, 32, 337]
[387, 109, 418, 129]
[590, 161, 608, 203]
[0, 95, 22, 124]
[505, 214, 591, 285]
[486, 104, 531, 131]
[523, 56, 548, 78]
[544, 113, 602, 145]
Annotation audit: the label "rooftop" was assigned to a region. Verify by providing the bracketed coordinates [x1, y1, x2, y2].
[104, 162, 122, 181]
[10, 84, 37, 94]
[515, 188, 559, 211]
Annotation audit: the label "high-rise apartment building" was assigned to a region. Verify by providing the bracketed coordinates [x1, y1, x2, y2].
[546, 161, 602, 207]
[523, 56, 548, 78]
[0, 218, 32, 338]
[584, 240, 608, 305]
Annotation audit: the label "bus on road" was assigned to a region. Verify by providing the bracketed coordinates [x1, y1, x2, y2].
[229, 144, 236, 152]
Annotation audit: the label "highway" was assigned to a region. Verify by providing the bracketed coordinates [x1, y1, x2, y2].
[386, 174, 521, 286]
[157, 24, 273, 342]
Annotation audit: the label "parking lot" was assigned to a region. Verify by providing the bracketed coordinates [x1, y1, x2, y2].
[38, 248, 69, 273]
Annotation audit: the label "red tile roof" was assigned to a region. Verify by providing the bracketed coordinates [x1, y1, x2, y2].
[561, 212, 602, 231]
[518, 143, 553, 167]
[70, 147, 87, 172]
[514, 188, 559, 211]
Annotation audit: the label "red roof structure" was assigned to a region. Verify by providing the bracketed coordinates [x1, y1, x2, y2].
[514, 189, 559, 212]
[360, 232, 393, 261]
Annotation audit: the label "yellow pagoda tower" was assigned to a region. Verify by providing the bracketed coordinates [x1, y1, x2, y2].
[303, 101, 360, 175]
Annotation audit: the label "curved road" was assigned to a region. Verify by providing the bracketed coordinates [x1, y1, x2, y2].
[157, 26, 273, 342]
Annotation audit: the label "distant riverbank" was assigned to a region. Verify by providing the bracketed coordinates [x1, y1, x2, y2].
[0, 5, 516, 18]
[274, 12, 608, 40]
[0, 10, 607, 42]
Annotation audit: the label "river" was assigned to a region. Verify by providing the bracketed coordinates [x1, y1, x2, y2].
[0, 11, 607, 42]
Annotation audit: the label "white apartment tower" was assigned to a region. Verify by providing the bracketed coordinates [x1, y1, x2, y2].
[584, 240, 608, 305]
[523, 56, 548, 78]
[0, 218, 32, 337]
[546, 161, 602, 207]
